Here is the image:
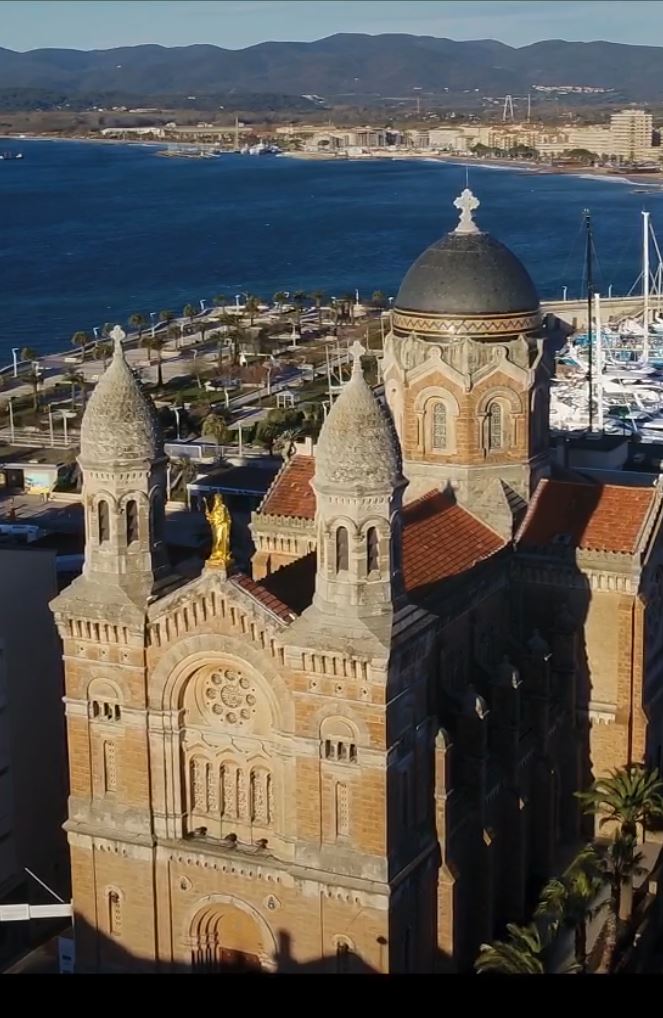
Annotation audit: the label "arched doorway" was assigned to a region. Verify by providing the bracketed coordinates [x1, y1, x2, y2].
[189, 902, 271, 972]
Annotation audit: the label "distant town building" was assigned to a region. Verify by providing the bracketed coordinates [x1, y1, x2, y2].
[609, 108, 655, 162]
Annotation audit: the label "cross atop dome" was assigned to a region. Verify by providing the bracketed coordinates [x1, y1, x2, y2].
[453, 188, 480, 234]
[110, 324, 126, 354]
[349, 339, 366, 376]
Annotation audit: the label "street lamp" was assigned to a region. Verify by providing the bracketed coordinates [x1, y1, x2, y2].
[11, 347, 19, 379]
[93, 326, 100, 340]
[235, 294, 241, 309]
[199, 298, 207, 312]
[355, 289, 360, 307]
[149, 311, 157, 338]
[562, 286, 568, 301]
[8, 397, 15, 443]
[173, 406, 182, 441]
[48, 405, 54, 447]
[608, 284, 613, 298]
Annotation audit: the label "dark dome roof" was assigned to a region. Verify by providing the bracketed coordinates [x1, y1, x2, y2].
[396, 230, 539, 317]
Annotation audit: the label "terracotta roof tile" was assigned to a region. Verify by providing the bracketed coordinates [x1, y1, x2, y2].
[402, 491, 505, 598]
[230, 574, 296, 622]
[259, 455, 316, 520]
[516, 479, 656, 554]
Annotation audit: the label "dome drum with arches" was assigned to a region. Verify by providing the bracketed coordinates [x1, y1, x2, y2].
[393, 189, 542, 341]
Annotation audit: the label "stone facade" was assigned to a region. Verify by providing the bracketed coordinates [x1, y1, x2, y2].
[51, 196, 663, 974]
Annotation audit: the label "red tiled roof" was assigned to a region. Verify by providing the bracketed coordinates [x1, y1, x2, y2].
[517, 479, 656, 554]
[259, 455, 316, 520]
[402, 491, 504, 597]
[231, 574, 296, 622]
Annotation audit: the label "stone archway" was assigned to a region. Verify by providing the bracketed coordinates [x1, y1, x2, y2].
[188, 900, 274, 973]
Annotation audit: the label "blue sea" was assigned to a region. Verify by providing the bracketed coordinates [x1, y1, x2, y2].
[2, 138, 663, 362]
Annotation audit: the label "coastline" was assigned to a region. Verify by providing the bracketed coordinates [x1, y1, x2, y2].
[4, 132, 663, 187]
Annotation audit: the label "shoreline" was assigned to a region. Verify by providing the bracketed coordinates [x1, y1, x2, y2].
[5, 132, 662, 188]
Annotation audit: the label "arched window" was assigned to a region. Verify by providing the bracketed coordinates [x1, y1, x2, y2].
[367, 527, 379, 574]
[487, 402, 504, 451]
[431, 402, 447, 450]
[335, 527, 349, 573]
[126, 499, 139, 545]
[98, 500, 110, 544]
[336, 941, 351, 973]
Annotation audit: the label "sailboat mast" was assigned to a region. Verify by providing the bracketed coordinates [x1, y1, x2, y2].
[585, 210, 594, 432]
[643, 210, 650, 363]
[595, 292, 604, 431]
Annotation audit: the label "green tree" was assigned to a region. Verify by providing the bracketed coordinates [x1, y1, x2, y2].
[213, 294, 228, 309]
[562, 148, 599, 164]
[150, 334, 167, 388]
[94, 341, 113, 368]
[26, 368, 42, 412]
[201, 412, 234, 450]
[183, 303, 197, 322]
[576, 764, 663, 841]
[475, 924, 546, 975]
[64, 368, 84, 412]
[273, 291, 288, 311]
[159, 309, 175, 329]
[594, 833, 645, 973]
[535, 846, 604, 973]
[140, 332, 156, 364]
[128, 312, 147, 339]
[71, 330, 90, 362]
[244, 295, 261, 327]
[20, 346, 37, 363]
[371, 290, 388, 309]
[310, 289, 326, 328]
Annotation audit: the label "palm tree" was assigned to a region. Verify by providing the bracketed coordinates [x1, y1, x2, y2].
[183, 303, 196, 323]
[128, 312, 147, 339]
[213, 294, 228, 309]
[576, 764, 663, 841]
[159, 309, 175, 329]
[594, 832, 644, 972]
[94, 341, 113, 368]
[20, 346, 37, 363]
[535, 846, 604, 973]
[71, 330, 90, 362]
[273, 291, 288, 312]
[475, 923, 546, 975]
[26, 369, 42, 412]
[244, 295, 261, 327]
[64, 369, 84, 411]
[310, 290, 326, 328]
[371, 290, 388, 309]
[202, 412, 233, 451]
[140, 333, 155, 364]
[151, 335, 167, 388]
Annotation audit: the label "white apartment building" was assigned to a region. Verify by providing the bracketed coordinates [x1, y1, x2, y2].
[609, 109, 655, 162]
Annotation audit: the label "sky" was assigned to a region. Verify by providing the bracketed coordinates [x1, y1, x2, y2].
[2, 0, 663, 52]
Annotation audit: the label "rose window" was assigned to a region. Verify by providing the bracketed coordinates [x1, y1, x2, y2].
[203, 669, 257, 726]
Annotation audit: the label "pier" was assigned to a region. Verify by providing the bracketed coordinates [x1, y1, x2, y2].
[541, 295, 647, 330]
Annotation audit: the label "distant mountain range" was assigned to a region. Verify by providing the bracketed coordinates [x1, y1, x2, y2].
[1, 34, 663, 103]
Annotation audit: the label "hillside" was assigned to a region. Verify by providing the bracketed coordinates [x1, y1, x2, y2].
[1, 35, 663, 103]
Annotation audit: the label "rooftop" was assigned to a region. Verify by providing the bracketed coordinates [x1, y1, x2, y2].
[259, 455, 316, 519]
[517, 479, 657, 555]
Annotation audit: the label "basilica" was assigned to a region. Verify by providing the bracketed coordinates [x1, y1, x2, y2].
[51, 190, 663, 973]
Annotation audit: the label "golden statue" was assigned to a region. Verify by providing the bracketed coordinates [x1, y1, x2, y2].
[205, 493, 232, 570]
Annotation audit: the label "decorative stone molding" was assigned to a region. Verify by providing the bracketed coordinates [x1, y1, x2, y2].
[392, 308, 542, 340]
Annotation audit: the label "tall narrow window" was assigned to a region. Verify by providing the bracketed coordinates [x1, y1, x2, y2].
[104, 741, 117, 794]
[108, 890, 122, 937]
[151, 493, 164, 542]
[126, 499, 139, 545]
[367, 527, 379, 574]
[98, 500, 110, 544]
[432, 402, 447, 450]
[487, 403, 504, 451]
[335, 527, 349, 573]
[335, 782, 350, 838]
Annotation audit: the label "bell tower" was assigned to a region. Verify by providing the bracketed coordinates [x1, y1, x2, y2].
[76, 325, 168, 604]
[382, 189, 552, 528]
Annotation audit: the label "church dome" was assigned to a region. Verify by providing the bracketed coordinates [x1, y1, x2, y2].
[314, 342, 402, 492]
[80, 329, 162, 466]
[393, 189, 541, 341]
